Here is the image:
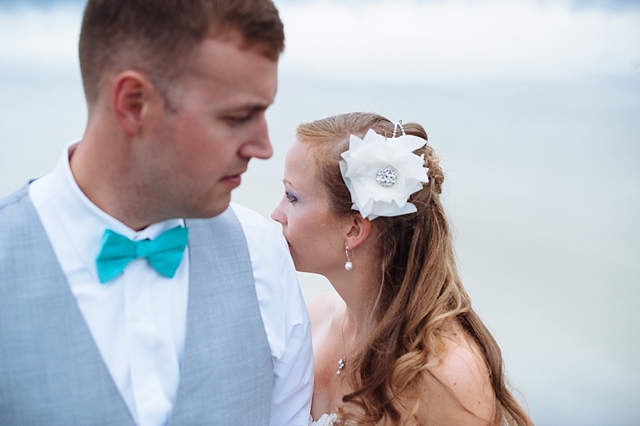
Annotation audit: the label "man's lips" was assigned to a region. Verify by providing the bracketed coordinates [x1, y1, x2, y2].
[221, 170, 245, 186]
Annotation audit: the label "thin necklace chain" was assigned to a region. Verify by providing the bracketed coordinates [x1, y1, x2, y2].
[337, 313, 359, 375]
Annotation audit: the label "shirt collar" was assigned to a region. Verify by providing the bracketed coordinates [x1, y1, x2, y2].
[48, 142, 185, 276]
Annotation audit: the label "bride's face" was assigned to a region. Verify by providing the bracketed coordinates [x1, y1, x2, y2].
[271, 139, 349, 274]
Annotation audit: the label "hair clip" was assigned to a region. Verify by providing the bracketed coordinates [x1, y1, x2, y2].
[392, 120, 406, 138]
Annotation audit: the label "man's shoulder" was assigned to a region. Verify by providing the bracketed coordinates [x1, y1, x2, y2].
[229, 203, 280, 239]
[0, 185, 42, 255]
[189, 203, 290, 267]
[0, 184, 30, 213]
[228, 203, 292, 269]
[0, 185, 35, 235]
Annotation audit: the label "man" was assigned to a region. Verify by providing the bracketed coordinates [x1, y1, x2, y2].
[0, 0, 313, 425]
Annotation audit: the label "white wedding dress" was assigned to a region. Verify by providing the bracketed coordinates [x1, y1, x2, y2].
[309, 413, 337, 426]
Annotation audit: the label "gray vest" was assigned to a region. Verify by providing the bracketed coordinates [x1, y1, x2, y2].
[0, 185, 273, 425]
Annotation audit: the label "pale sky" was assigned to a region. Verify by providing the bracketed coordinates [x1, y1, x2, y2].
[1, 0, 639, 85]
[278, 0, 640, 85]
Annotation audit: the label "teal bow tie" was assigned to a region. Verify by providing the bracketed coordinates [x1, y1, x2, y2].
[96, 226, 189, 283]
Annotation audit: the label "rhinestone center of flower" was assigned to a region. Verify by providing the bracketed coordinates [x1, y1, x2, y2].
[376, 167, 398, 187]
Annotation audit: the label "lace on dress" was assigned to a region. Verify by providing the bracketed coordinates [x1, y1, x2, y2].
[309, 413, 338, 426]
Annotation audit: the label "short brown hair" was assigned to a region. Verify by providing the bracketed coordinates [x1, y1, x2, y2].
[79, 0, 284, 104]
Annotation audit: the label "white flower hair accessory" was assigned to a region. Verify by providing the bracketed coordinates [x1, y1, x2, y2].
[339, 124, 429, 220]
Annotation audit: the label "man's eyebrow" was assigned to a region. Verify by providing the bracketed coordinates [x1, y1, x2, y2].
[226, 103, 271, 114]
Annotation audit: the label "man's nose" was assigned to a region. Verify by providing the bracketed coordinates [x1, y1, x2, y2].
[241, 117, 273, 160]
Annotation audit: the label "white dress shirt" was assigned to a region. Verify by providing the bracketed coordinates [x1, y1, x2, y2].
[28, 143, 313, 426]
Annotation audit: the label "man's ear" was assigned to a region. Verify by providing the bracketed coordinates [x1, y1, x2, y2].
[344, 213, 372, 250]
[112, 70, 158, 136]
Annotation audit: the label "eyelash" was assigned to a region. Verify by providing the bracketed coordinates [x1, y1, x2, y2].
[227, 113, 253, 124]
[286, 192, 298, 203]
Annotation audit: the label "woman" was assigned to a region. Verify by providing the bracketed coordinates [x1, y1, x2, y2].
[271, 112, 533, 426]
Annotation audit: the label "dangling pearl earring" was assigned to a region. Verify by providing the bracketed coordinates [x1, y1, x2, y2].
[344, 247, 353, 271]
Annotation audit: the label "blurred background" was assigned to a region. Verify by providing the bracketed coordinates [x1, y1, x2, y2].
[1, 0, 638, 424]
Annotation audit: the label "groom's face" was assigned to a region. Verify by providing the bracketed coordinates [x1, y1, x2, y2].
[146, 35, 277, 218]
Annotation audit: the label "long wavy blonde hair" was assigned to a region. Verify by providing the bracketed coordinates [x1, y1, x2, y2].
[297, 112, 533, 426]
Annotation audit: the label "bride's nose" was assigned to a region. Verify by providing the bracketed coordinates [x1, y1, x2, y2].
[271, 198, 286, 226]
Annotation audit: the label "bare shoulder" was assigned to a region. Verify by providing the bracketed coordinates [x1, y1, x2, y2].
[307, 290, 342, 329]
[416, 322, 496, 425]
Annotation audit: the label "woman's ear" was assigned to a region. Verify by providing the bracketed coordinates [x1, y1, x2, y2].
[344, 214, 372, 250]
